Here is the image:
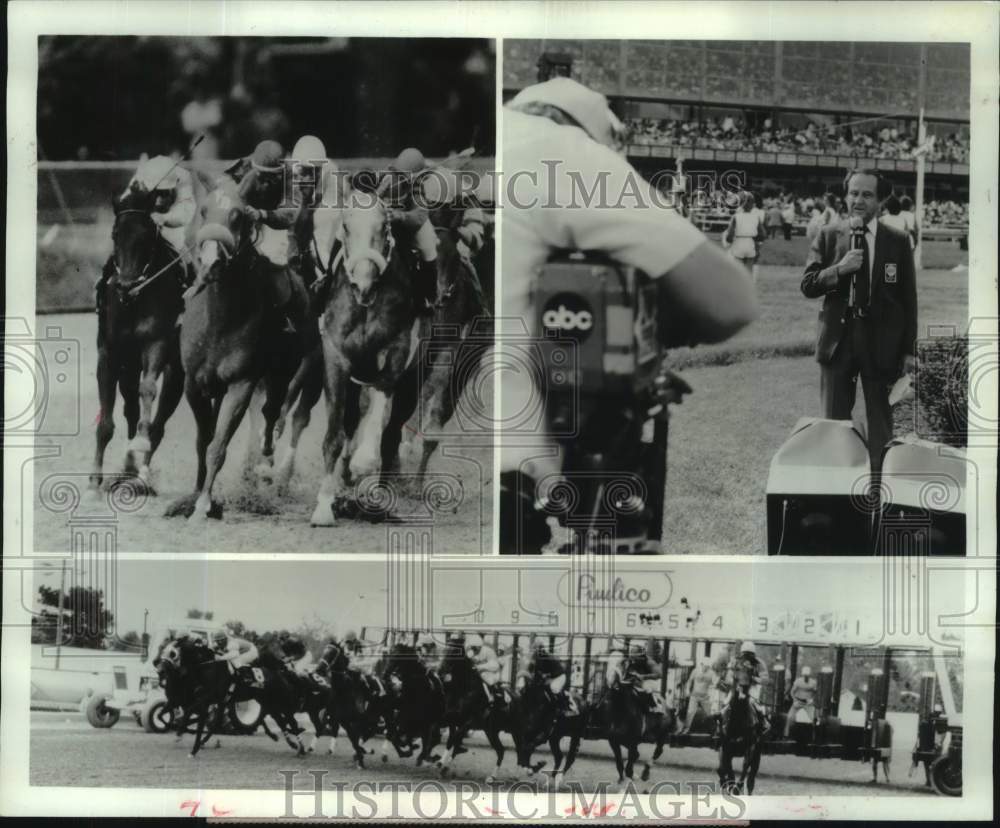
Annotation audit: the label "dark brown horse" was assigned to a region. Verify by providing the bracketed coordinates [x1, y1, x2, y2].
[89, 182, 186, 496]
[169, 177, 309, 521]
[309, 189, 426, 526]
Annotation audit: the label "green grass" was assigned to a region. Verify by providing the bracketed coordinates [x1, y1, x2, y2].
[662, 263, 968, 555]
[667, 259, 969, 370]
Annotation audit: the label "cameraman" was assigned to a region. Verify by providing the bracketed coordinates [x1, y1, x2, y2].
[499, 77, 758, 553]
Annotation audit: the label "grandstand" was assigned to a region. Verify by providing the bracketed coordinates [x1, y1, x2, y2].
[503, 40, 970, 204]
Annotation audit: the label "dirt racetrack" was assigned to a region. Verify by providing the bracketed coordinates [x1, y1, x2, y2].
[29, 313, 492, 556]
[29, 711, 930, 797]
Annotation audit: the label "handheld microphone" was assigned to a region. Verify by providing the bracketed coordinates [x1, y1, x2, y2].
[849, 215, 865, 251]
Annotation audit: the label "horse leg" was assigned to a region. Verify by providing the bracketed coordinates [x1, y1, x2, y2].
[189, 703, 209, 758]
[350, 386, 392, 481]
[311, 357, 349, 526]
[437, 724, 460, 778]
[609, 738, 626, 787]
[548, 732, 565, 789]
[275, 356, 323, 491]
[146, 350, 184, 486]
[185, 380, 216, 493]
[190, 379, 255, 521]
[89, 346, 118, 493]
[255, 369, 290, 481]
[379, 362, 419, 480]
[561, 731, 583, 787]
[120, 360, 141, 445]
[746, 745, 762, 794]
[127, 342, 167, 490]
[416, 364, 457, 484]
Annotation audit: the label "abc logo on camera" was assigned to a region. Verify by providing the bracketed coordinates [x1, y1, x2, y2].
[541, 293, 594, 340]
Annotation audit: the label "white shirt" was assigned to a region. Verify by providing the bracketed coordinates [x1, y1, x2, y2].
[500, 109, 706, 475]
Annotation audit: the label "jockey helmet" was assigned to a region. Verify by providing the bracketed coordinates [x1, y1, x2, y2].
[251, 140, 285, 174]
[416, 633, 435, 649]
[508, 77, 625, 152]
[739, 641, 757, 656]
[212, 630, 227, 646]
[629, 643, 645, 656]
[392, 147, 427, 174]
[466, 633, 484, 651]
[801, 666, 812, 677]
[135, 155, 182, 192]
[344, 630, 358, 643]
[291, 135, 327, 163]
[278, 630, 290, 641]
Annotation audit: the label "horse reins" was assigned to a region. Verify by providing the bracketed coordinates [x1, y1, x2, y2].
[113, 209, 192, 300]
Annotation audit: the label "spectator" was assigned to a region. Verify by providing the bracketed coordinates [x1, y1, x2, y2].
[766, 201, 784, 239]
[880, 194, 908, 233]
[781, 200, 796, 240]
[622, 116, 969, 162]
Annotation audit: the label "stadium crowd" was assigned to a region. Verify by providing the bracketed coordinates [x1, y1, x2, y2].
[626, 115, 969, 164]
[693, 188, 967, 229]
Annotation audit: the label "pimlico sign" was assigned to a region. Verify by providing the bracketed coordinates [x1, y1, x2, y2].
[558, 571, 675, 610]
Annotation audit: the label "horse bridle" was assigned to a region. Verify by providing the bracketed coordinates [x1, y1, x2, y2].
[113, 209, 191, 301]
[336, 196, 397, 307]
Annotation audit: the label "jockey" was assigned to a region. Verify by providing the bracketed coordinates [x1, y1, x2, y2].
[527, 641, 573, 714]
[624, 641, 666, 714]
[378, 146, 440, 314]
[465, 633, 504, 707]
[719, 641, 769, 726]
[783, 665, 817, 737]
[97, 153, 197, 315]
[221, 139, 309, 335]
[287, 134, 341, 288]
[211, 629, 259, 685]
[277, 630, 315, 676]
[416, 632, 439, 671]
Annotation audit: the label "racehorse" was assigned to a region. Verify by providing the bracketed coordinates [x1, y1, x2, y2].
[312, 641, 391, 767]
[597, 651, 674, 787]
[167, 176, 309, 521]
[90, 182, 186, 496]
[272, 204, 491, 499]
[309, 187, 428, 526]
[380, 643, 446, 766]
[153, 635, 304, 757]
[511, 672, 588, 790]
[435, 642, 537, 784]
[394, 216, 493, 488]
[716, 662, 764, 794]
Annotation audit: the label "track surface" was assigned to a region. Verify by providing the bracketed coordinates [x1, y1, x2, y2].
[30, 711, 933, 796]
[30, 313, 492, 555]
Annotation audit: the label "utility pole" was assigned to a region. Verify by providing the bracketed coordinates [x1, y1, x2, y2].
[55, 561, 66, 670]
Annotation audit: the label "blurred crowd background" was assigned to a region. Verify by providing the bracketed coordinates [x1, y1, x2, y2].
[625, 116, 969, 164]
[38, 36, 496, 161]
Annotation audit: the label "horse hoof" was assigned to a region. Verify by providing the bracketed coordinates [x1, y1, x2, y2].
[485, 775, 495, 785]
[310, 504, 336, 527]
[188, 753, 196, 759]
[641, 765, 651, 782]
[255, 463, 275, 483]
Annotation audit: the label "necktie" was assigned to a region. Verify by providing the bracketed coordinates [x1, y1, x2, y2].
[854, 227, 870, 309]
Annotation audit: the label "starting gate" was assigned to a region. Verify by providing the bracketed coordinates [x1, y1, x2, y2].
[359, 625, 961, 794]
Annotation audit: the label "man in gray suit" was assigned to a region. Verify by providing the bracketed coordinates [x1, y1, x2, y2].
[801, 168, 918, 477]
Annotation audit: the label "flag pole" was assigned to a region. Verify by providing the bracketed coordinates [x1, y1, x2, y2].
[914, 107, 926, 270]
